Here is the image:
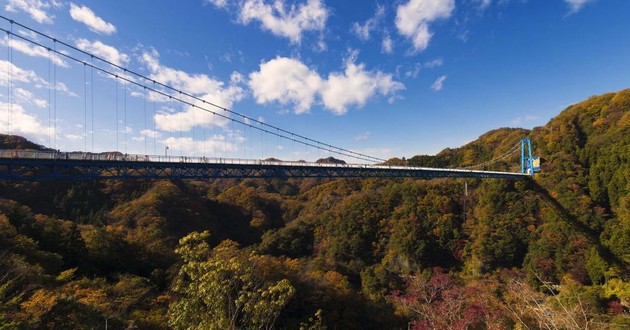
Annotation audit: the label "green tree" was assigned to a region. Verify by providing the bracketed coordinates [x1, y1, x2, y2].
[169, 231, 295, 330]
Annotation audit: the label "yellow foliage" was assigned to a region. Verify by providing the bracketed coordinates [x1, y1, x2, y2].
[323, 271, 351, 294]
[56, 268, 78, 282]
[20, 289, 57, 318]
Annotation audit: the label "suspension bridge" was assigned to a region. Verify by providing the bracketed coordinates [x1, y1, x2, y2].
[0, 17, 538, 181]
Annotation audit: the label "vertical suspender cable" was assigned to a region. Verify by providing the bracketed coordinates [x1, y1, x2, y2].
[9, 23, 13, 136]
[179, 96, 182, 157]
[7, 28, 12, 136]
[48, 48, 51, 148]
[83, 63, 87, 152]
[115, 76, 118, 151]
[201, 112, 208, 157]
[192, 98, 195, 156]
[6, 30, 10, 136]
[152, 82, 156, 155]
[231, 119, 235, 159]
[124, 76, 127, 154]
[144, 87, 147, 154]
[53, 39, 57, 149]
[247, 117, 251, 160]
[91, 56, 94, 152]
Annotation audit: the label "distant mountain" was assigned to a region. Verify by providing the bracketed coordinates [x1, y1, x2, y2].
[0, 134, 50, 150]
[315, 156, 346, 164]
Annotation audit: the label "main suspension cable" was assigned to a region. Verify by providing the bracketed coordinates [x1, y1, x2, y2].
[459, 142, 521, 170]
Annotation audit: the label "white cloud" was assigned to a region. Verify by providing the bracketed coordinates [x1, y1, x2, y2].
[248, 52, 404, 115]
[477, 0, 491, 10]
[0, 102, 49, 139]
[424, 58, 443, 68]
[14, 87, 48, 108]
[161, 134, 241, 156]
[354, 131, 370, 141]
[141, 50, 245, 132]
[405, 63, 421, 79]
[0, 60, 76, 97]
[404, 58, 444, 79]
[382, 32, 393, 54]
[69, 3, 117, 35]
[238, 0, 328, 43]
[140, 129, 160, 138]
[5, 0, 54, 24]
[65, 133, 83, 141]
[321, 53, 405, 115]
[0, 60, 46, 86]
[395, 0, 455, 52]
[0, 36, 68, 68]
[351, 5, 385, 41]
[205, 0, 228, 8]
[431, 75, 447, 91]
[565, 0, 592, 13]
[249, 57, 322, 114]
[142, 50, 239, 96]
[75, 39, 129, 66]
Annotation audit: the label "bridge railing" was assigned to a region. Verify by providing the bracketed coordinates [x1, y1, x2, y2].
[0, 149, 525, 176]
[0, 149, 377, 167]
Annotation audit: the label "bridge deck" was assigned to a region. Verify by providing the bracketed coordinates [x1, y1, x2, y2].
[0, 150, 527, 181]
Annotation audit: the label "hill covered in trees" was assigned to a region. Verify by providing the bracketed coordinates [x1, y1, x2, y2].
[0, 89, 628, 329]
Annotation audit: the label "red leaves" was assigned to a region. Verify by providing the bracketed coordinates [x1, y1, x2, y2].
[390, 268, 506, 329]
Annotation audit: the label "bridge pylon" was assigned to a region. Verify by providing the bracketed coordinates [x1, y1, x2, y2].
[520, 138, 540, 176]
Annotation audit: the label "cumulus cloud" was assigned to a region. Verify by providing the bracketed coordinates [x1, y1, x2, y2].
[565, 0, 592, 13]
[431, 75, 447, 91]
[351, 5, 385, 41]
[4, 0, 55, 24]
[248, 52, 404, 115]
[321, 54, 405, 114]
[140, 50, 245, 132]
[249, 57, 322, 114]
[212, 0, 328, 44]
[395, 0, 455, 52]
[0, 36, 68, 68]
[0, 102, 49, 139]
[75, 39, 129, 66]
[69, 3, 117, 35]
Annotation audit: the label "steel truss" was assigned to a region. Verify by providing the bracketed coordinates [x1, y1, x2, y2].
[0, 158, 527, 181]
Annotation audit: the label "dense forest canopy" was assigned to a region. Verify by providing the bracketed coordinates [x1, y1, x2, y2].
[0, 89, 628, 329]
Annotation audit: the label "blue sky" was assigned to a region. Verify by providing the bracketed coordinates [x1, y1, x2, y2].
[0, 0, 628, 162]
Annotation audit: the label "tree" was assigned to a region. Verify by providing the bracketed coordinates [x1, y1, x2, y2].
[169, 231, 295, 330]
[390, 268, 506, 329]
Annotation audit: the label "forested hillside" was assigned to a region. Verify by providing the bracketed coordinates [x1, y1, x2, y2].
[0, 89, 628, 329]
